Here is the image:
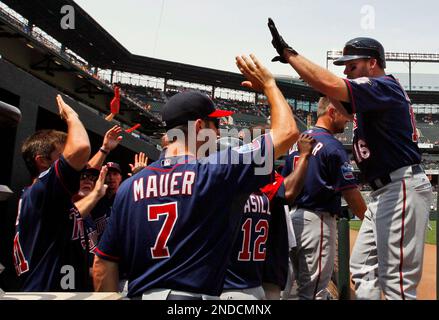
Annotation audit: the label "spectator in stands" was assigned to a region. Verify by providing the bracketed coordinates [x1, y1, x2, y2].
[105, 162, 123, 202]
[13, 95, 91, 291]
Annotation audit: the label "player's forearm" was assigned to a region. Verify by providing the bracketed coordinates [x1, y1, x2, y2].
[63, 116, 91, 171]
[88, 150, 107, 169]
[342, 188, 367, 220]
[74, 191, 103, 218]
[285, 51, 350, 103]
[265, 84, 299, 159]
[284, 154, 310, 203]
[93, 256, 119, 292]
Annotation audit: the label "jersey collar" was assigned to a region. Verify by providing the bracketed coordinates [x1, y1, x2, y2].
[312, 126, 332, 134]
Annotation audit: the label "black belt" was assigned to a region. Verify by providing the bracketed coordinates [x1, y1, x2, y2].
[369, 165, 424, 191]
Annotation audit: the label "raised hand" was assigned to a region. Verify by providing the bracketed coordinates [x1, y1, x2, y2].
[267, 18, 297, 63]
[56, 94, 78, 121]
[102, 125, 123, 152]
[129, 152, 148, 176]
[297, 133, 316, 157]
[93, 166, 108, 199]
[235, 54, 276, 92]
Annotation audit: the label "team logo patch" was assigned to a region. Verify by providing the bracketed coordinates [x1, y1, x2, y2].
[341, 162, 355, 180]
[233, 139, 261, 154]
[161, 159, 172, 167]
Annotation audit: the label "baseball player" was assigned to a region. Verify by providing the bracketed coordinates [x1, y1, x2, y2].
[13, 95, 91, 291]
[92, 54, 300, 299]
[282, 97, 366, 300]
[74, 126, 123, 255]
[221, 133, 315, 300]
[268, 19, 433, 300]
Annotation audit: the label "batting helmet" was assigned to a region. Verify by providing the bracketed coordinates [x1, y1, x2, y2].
[334, 37, 386, 68]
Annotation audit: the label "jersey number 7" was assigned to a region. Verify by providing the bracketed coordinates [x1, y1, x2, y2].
[148, 202, 178, 259]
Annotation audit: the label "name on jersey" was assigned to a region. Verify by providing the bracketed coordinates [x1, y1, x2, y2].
[133, 171, 196, 201]
[243, 194, 270, 215]
[69, 208, 87, 251]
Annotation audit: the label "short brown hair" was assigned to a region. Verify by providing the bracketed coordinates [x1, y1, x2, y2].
[316, 97, 332, 118]
[21, 130, 67, 177]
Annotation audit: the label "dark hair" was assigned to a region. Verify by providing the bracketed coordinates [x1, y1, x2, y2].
[21, 129, 67, 177]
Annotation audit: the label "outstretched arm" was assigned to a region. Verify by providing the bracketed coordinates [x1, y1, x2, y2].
[56, 95, 91, 171]
[88, 126, 123, 169]
[284, 53, 350, 103]
[342, 188, 367, 220]
[283, 134, 315, 203]
[236, 54, 299, 159]
[268, 18, 350, 104]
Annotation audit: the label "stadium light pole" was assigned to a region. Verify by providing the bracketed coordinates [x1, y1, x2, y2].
[409, 54, 412, 91]
[326, 51, 329, 69]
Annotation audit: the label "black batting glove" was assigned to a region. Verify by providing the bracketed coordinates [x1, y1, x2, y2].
[268, 18, 298, 63]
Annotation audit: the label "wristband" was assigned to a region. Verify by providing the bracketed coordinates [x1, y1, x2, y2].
[99, 148, 109, 155]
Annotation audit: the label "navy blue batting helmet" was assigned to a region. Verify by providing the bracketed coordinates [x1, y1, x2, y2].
[334, 37, 386, 68]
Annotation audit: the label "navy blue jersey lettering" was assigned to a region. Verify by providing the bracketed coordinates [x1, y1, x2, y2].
[13, 156, 91, 291]
[224, 172, 287, 290]
[282, 127, 357, 215]
[223, 192, 271, 289]
[84, 196, 113, 255]
[96, 134, 274, 297]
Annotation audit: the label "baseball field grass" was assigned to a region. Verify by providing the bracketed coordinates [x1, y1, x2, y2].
[349, 220, 437, 245]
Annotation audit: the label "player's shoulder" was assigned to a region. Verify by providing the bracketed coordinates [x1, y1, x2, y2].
[25, 166, 57, 198]
[307, 128, 340, 147]
[350, 74, 398, 88]
[327, 135, 345, 149]
[115, 176, 134, 196]
[325, 136, 346, 152]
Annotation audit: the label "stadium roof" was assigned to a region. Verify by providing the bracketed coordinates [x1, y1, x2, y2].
[2, 0, 320, 101]
[1, 0, 130, 66]
[3, 0, 439, 105]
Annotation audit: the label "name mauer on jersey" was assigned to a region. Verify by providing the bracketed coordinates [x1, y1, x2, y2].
[133, 171, 196, 201]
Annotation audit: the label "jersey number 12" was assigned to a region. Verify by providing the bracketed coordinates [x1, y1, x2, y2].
[238, 218, 269, 261]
